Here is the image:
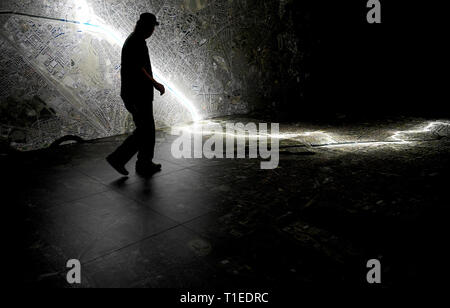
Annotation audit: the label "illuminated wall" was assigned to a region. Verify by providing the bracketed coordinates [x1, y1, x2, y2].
[0, 0, 290, 150]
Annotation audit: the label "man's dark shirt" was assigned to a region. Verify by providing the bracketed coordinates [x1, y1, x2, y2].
[120, 32, 154, 103]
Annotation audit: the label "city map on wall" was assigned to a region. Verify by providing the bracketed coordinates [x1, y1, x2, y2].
[0, 0, 280, 150]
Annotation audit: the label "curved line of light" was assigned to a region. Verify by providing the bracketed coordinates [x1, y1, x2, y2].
[390, 121, 450, 142]
[0, 8, 202, 122]
[73, 2, 201, 122]
[178, 120, 335, 142]
[175, 121, 450, 148]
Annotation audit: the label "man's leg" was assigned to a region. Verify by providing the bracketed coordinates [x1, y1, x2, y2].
[110, 131, 140, 163]
[133, 106, 160, 174]
[107, 97, 140, 175]
[106, 129, 139, 175]
[136, 116, 155, 164]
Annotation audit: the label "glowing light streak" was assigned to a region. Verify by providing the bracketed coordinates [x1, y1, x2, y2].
[72, 0, 201, 121]
[175, 121, 450, 149]
[176, 120, 332, 141]
[390, 121, 450, 142]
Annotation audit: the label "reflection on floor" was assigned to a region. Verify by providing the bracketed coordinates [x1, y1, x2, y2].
[8, 117, 450, 287]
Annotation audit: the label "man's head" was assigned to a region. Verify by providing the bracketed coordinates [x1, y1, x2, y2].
[135, 13, 159, 39]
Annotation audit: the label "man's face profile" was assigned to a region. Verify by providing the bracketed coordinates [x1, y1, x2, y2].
[144, 25, 155, 39]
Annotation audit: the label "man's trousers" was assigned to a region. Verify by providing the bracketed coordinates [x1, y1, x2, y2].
[110, 100, 155, 167]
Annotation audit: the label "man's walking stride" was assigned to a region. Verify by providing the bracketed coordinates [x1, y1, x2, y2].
[107, 13, 165, 177]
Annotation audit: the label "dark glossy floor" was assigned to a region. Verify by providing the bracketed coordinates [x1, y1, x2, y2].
[8, 118, 450, 287]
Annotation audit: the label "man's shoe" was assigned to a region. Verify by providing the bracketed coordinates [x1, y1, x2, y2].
[136, 162, 162, 177]
[106, 155, 129, 176]
[151, 162, 162, 171]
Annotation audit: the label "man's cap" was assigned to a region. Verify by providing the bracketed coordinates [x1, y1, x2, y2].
[139, 12, 159, 26]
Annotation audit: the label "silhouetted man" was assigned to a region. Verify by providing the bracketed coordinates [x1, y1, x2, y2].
[107, 13, 165, 176]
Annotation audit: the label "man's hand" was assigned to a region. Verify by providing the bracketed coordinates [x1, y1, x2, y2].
[155, 82, 165, 96]
[142, 68, 166, 96]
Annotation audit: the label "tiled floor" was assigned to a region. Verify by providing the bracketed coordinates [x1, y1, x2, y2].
[9, 118, 450, 287]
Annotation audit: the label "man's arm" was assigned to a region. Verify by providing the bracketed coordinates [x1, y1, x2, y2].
[141, 67, 165, 96]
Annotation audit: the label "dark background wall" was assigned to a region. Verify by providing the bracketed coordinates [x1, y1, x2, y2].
[249, 0, 446, 121]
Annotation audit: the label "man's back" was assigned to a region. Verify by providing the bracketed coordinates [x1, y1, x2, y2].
[120, 32, 154, 102]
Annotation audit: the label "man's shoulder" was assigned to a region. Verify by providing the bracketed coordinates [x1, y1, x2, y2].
[123, 33, 142, 48]
[123, 32, 134, 43]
